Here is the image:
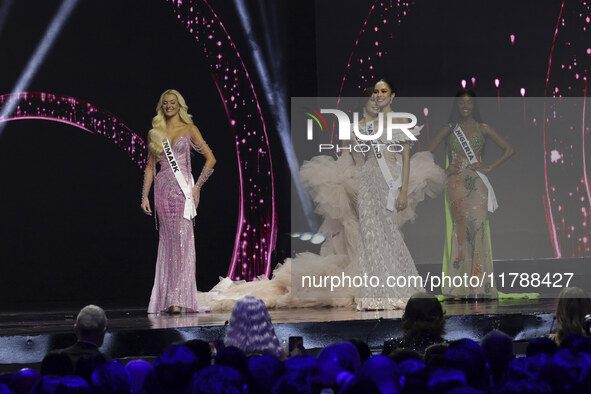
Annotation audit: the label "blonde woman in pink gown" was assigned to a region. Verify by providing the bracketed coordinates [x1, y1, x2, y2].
[141, 89, 216, 314]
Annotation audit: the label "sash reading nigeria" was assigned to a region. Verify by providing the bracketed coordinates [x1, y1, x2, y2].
[306, 109, 418, 153]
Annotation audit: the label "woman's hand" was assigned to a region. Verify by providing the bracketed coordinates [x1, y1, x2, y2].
[141, 196, 152, 215]
[396, 191, 408, 211]
[445, 164, 461, 176]
[469, 162, 491, 173]
[192, 186, 201, 209]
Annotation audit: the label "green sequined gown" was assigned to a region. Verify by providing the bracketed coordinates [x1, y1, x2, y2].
[443, 124, 497, 298]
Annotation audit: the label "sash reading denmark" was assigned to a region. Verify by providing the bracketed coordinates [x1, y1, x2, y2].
[162, 138, 197, 220]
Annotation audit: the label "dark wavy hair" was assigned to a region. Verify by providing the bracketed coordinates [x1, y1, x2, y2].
[448, 89, 483, 124]
[373, 77, 397, 96]
[401, 292, 446, 341]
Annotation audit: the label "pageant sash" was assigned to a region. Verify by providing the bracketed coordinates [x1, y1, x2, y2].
[162, 138, 197, 220]
[451, 124, 498, 213]
[366, 121, 401, 211]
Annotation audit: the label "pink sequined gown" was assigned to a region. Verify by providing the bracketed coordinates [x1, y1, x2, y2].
[148, 134, 200, 313]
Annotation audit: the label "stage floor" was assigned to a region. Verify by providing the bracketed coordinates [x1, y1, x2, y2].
[0, 298, 557, 368]
[0, 297, 556, 336]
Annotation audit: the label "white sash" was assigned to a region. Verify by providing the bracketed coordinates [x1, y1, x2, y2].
[451, 124, 498, 213]
[366, 121, 401, 211]
[162, 138, 197, 220]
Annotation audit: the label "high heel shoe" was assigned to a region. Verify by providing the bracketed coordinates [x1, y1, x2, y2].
[167, 306, 182, 314]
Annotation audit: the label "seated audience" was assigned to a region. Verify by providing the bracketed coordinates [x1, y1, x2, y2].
[444, 338, 490, 391]
[481, 330, 515, 385]
[385, 292, 446, 355]
[91, 360, 131, 394]
[191, 365, 246, 393]
[55, 305, 109, 369]
[153, 344, 198, 393]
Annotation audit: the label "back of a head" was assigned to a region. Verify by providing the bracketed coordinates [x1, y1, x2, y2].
[272, 372, 310, 394]
[397, 358, 427, 394]
[525, 337, 557, 357]
[341, 377, 381, 394]
[75, 354, 107, 383]
[503, 354, 548, 383]
[215, 346, 250, 379]
[41, 352, 74, 377]
[480, 330, 514, 384]
[192, 365, 245, 394]
[183, 339, 212, 371]
[10, 368, 41, 394]
[424, 343, 449, 370]
[75, 305, 107, 341]
[445, 338, 490, 390]
[248, 355, 286, 394]
[358, 355, 400, 394]
[402, 292, 445, 341]
[32, 375, 62, 394]
[348, 338, 372, 364]
[428, 368, 467, 393]
[125, 359, 153, 394]
[224, 296, 286, 360]
[542, 349, 591, 392]
[388, 348, 422, 364]
[154, 344, 198, 392]
[317, 342, 362, 373]
[556, 287, 591, 344]
[284, 355, 318, 377]
[56, 376, 91, 394]
[91, 360, 131, 394]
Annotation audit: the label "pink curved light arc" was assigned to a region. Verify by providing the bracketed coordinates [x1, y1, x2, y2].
[0, 92, 147, 169]
[167, 0, 277, 279]
[542, 0, 569, 257]
[333, 0, 413, 144]
[210, 75, 247, 278]
[199, 0, 277, 279]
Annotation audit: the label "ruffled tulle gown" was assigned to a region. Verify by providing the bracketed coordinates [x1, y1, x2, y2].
[148, 134, 201, 313]
[197, 126, 445, 311]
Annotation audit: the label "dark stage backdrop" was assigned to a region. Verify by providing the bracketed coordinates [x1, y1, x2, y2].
[306, 0, 591, 264]
[0, 0, 294, 311]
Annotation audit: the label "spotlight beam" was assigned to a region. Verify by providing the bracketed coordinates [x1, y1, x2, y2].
[0, 0, 14, 39]
[233, 0, 318, 231]
[0, 0, 79, 136]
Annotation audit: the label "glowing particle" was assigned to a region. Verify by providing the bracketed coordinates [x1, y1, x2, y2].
[550, 150, 562, 163]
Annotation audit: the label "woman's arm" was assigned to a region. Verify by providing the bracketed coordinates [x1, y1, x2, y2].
[141, 150, 155, 215]
[471, 124, 515, 173]
[189, 124, 216, 207]
[396, 141, 411, 211]
[425, 125, 459, 176]
[189, 124, 216, 168]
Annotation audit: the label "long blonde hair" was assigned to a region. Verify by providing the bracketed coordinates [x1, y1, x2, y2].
[148, 89, 194, 159]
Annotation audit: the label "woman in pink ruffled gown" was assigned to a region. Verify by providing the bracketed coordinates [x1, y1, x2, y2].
[141, 89, 216, 314]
